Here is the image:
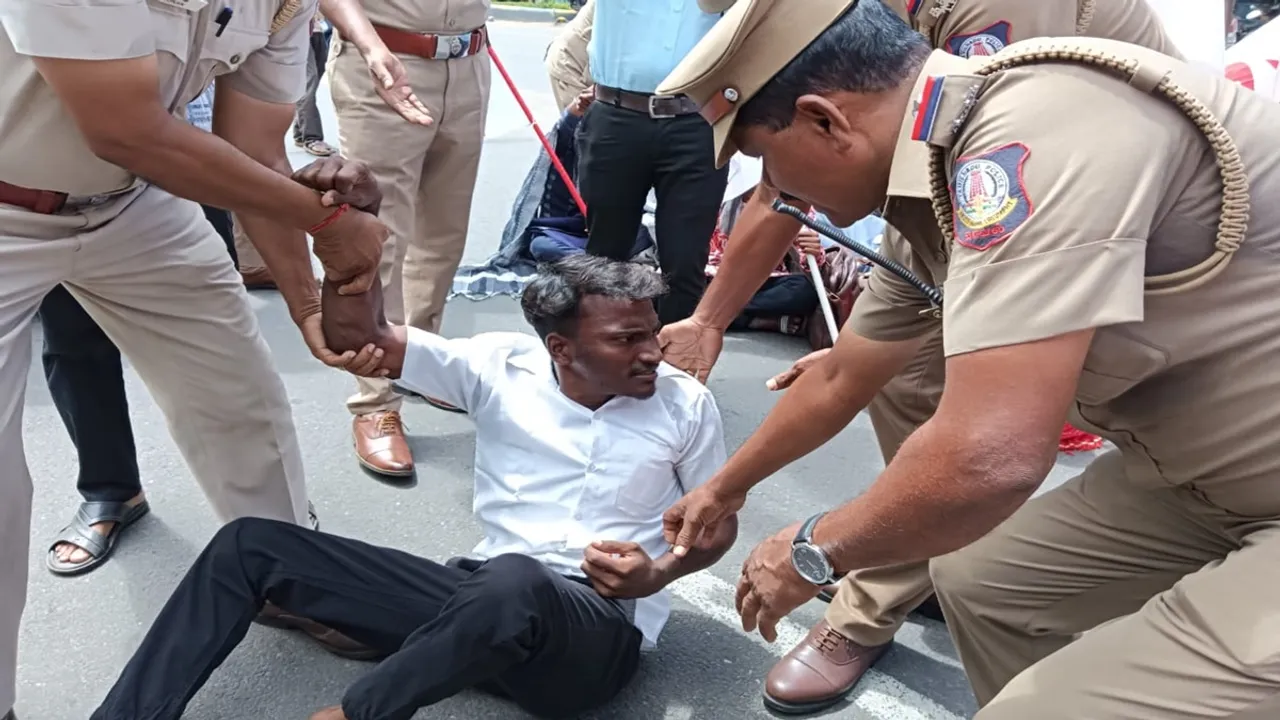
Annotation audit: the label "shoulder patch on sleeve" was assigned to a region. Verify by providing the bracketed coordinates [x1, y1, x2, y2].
[910, 75, 946, 142]
[951, 143, 1033, 251]
[945, 21, 1011, 58]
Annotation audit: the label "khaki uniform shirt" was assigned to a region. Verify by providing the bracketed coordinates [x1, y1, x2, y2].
[849, 44, 1280, 516]
[545, 0, 595, 106]
[362, 0, 490, 37]
[883, 0, 1184, 60]
[0, 0, 315, 198]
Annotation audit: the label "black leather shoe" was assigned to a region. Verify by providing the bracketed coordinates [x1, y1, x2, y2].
[913, 594, 946, 623]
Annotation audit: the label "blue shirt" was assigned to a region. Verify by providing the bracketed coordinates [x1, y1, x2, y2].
[589, 0, 723, 93]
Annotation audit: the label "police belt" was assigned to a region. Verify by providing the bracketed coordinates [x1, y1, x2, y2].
[593, 85, 701, 119]
[0, 180, 141, 215]
[0, 181, 66, 214]
[373, 24, 488, 61]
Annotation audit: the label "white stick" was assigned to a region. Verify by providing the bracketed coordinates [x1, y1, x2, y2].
[807, 253, 839, 339]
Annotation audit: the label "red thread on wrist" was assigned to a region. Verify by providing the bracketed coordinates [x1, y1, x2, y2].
[307, 203, 350, 235]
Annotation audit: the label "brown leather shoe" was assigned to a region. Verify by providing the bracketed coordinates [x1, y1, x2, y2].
[353, 411, 414, 477]
[763, 620, 891, 715]
[255, 602, 386, 661]
[239, 266, 277, 290]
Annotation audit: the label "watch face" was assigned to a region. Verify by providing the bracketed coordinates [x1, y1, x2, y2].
[791, 544, 831, 584]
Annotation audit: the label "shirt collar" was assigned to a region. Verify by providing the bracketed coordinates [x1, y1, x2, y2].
[507, 344, 551, 375]
[886, 50, 980, 200]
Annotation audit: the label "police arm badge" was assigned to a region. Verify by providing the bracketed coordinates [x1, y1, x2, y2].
[945, 21, 1011, 58]
[951, 143, 1033, 251]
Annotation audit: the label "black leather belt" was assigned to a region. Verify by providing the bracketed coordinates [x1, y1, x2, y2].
[594, 85, 701, 119]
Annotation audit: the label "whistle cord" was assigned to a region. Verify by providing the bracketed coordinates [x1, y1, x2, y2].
[771, 200, 944, 307]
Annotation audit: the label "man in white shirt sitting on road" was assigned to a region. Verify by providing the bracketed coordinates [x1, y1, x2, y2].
[90, 255, 736, 720]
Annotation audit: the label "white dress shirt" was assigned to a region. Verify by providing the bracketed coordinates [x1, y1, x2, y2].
[397, 328, 728, 647]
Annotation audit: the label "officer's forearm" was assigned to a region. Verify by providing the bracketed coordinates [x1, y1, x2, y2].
[236, 197, 320, 323]
[709, 331, 923, 498]
[320, 0, 386, 56]
[111, 116, 333, 231]
[810, 330, 1091, 573]
[30, 55, 334, 230]
[812, 413, 1046, 574]
[694, 190, 804, 331]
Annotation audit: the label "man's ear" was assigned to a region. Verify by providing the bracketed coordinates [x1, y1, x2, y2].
[545, 333, 572, 366]
[794, 94, 854, 141]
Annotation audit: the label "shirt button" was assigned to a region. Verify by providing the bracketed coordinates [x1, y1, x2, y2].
[230, 53, 242, 65]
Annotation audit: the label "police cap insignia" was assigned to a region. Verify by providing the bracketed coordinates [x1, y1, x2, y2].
[945, 21, 1011, 58]
[951, 143, 1033, 251]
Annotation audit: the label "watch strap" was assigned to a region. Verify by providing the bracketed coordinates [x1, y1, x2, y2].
[795, 512, 826, 546]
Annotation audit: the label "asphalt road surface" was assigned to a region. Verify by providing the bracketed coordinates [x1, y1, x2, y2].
[15, 20, 1097, 720]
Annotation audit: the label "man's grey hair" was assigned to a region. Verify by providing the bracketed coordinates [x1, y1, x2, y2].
[521, 254, 668, 339]
[736, 0, 931, 132]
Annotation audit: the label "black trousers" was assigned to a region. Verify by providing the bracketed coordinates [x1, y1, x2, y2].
[39, 204, 235, 503]
[727, 275, 820, 331]
[577, 101, 729, 324]
[91, 519, 644, 720]
[39, 285, 142, 503]
[292, 30, 331, 144]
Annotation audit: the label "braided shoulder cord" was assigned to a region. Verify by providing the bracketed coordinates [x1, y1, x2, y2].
[270, 0, 304, 34]
[1076, 0, 1096, 36]
[927, 44, 1250, 295]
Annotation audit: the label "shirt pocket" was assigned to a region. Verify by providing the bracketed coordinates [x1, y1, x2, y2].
[606, 443, 679, 518]
[192, 24, 269, 104]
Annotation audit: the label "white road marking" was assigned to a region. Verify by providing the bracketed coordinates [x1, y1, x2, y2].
[668, 572, 962, 720]
[662, 705, 695, 720]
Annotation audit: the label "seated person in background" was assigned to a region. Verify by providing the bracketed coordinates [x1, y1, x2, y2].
[526, 91, 652, 264]
[91, 255, 737, 720]
[709, 183, 822, 336]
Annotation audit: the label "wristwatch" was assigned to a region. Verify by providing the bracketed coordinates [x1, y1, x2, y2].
[791, 512, 841, 586]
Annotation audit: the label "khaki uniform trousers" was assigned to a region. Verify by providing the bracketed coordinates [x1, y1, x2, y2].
[0, 186, 309, 712]
[824, 327, 944, 647]
[328, 43, 490, 416]
[931, 449, 1280, 718]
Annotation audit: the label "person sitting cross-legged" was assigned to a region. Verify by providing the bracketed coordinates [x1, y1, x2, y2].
[90, 255, 737, 720]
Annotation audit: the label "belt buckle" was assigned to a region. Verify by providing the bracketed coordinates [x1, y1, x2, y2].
[65, 193, 110, 209]
[647, 94, 678, 120]
[435, 34, 465, 59]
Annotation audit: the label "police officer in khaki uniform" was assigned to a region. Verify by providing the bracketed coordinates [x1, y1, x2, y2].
[0, 0, 390, 716]
[657, 0, 1280, 717]
[321, 0, 492, 477]
[545, 0, 594, 110]
[659, 0, 1185, 713]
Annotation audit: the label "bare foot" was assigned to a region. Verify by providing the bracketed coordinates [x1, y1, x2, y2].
[53, 492, 146, 566]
